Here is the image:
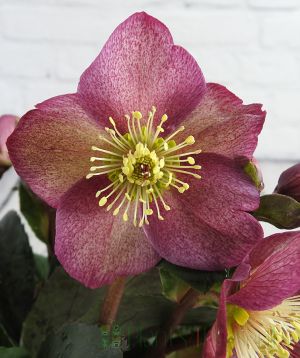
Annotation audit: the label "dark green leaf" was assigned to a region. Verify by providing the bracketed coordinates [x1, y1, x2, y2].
[84, 268, 216, 337]
[38, 323, 123, 358]
[0, 211, 35, 342]
[159, 261, 227, 293]
[0, 347, 30, 358]
[252, 194, 300, 229]
[33, 254, 49, 282]
[23, 267, 216, 356]
[22, 268, 107, 357]
[159, 268, 191, 303]
[0, 324, 14, 347]
[19, 184, 49, 243]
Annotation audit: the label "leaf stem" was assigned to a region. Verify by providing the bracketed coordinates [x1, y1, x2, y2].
[145, 287, 200, 358]
[99, 276, 126, 330]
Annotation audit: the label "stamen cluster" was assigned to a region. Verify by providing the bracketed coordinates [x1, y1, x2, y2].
[227, 296, 300, 358]
[86, 107, 201, 226]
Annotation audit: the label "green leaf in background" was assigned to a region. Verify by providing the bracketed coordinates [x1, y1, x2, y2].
[0, 324, 15, 347]
[22, 267, 107, 357]
[23, 267, 216, 356]
[33, 254, 49, 282]
[0, 211, 35, 343]
[159, 268, 220, 309]
[159, 268, 191, 303]
[38, 323, 123, 358]
[166, 346, 202, 358]
[19, 183, 49, 243]
[252, 193, 300, 229]
[0, 347, 30, 358]
[159, 261, 227, 293]
[114, 268, 216, 346]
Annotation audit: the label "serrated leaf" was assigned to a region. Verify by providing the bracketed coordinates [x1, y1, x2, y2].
[252, 194, 300, 229]
[22, 267, 107, 357]
[38, 323, 123, 358]
[0, 211, 35, 342]
[115, 269, 216, 340]
[19, 183, 49, 243]
[23, 267, 216, 356]
[0, 347, 30, 358]
[159, 261, 227, 293]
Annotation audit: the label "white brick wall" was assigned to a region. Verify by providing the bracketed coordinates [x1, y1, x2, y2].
[1, 0, 300, 160]
[0, 0, 300, 251]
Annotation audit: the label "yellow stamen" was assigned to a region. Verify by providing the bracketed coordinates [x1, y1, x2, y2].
[86, 106, 202, 226]
[226, 296, 300, 358]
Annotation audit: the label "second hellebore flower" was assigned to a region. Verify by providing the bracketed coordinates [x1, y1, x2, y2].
[0, 114, 18, 167]
[7, 13, 265, 288]
[203, 231, 300, 358]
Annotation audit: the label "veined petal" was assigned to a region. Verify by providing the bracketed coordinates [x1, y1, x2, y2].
[7, 94, 108, 208]
[228, 231, 300, 310]
[203, 263, 251, 358]
[55, 177, 160, 288]
[176, 83, 265, 159]
[144, 154, 263, 270]
[78, 12, 205, 132]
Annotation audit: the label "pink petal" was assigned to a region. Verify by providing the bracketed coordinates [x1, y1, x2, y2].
[176, 83, 265, 159]
[7, 94, 106, 208]
[228, 231, 300, 310]
[55, 177, 160, 288]
[0, 114, 18, 165]
[78, 12, 205, 132]
[144, 153, 263, 270]
[203, 263, 251, 358]
[202, 327, 218, 358]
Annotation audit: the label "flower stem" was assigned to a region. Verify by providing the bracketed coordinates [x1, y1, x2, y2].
[145, 287, 200, 358]
[99, 276, 126, 330]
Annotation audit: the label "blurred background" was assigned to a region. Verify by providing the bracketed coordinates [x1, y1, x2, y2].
[0, 0, 299, 254]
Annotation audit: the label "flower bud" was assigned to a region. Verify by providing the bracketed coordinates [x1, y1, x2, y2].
[274, 163, 300, 202]
[0, 115, 18, 174]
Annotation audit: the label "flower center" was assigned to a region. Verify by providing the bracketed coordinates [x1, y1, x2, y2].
[86, 106, 202, 227]
[226, 296, 300, 358]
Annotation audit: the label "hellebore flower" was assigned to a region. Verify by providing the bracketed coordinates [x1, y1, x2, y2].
[7, 13, 265, 288]
[203, 231, 300, 358]
[0, 114, 18, 167]
[275, 163, 300, 202]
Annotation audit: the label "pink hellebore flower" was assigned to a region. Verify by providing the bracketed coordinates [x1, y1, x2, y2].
[275, 163, 300, 202]
[7, 13, 265, 288]
[203, 231, 300, 358]
[0, 114, 18, 167]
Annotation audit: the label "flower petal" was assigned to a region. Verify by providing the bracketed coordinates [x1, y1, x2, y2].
[203, 263, 251, 358]
[0, 114, 18, 165]
[144, 153, 263, 270]
[55, 176, 160, 288]
[177, 83, 265, 159]
[78, 12, 205, 132]
[228, 231, 300, 310]
[7, 94, 107, 208]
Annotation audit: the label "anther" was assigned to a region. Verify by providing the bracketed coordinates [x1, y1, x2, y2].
[185, 136, 195, 145]
[99, 197, 108, 206]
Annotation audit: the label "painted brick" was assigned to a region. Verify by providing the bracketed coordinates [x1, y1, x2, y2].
[248, 0, 300, 9]
[262, 13, 300, 47]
